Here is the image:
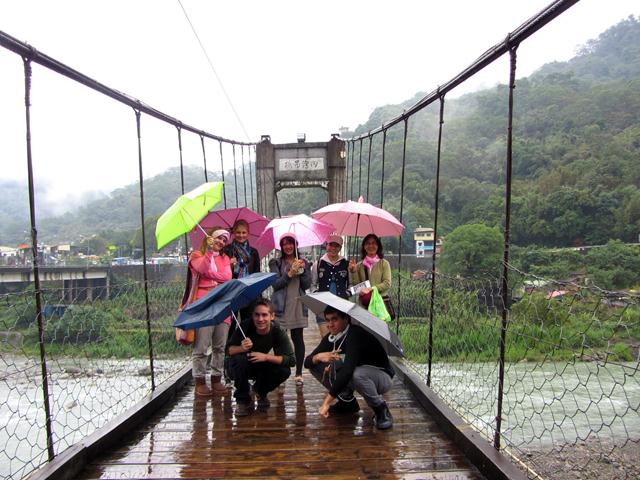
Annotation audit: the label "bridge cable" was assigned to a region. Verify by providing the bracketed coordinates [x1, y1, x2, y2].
[177, 0, 252, 142]
[133, 107, 156, 393]
[366, 135, 373, 202]
[357, 138, 363, 199]
[200, 135, 209, 182]
[349, 140, 355, 201]
[241, 145, 248, 207]
[380, 130, 387, 208]
[22, 54, 55, 462]
[495, 43, 519, 451]
[249, 146, 256, 210]
[232, 144, 239, 207]
[176, 126, 189, 256]
[427, 93, 446, 388]
[395, 119, 409, 334]
[218, 141, 227, 209]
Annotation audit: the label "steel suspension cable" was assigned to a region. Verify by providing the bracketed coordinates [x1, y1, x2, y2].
[427, 94, 446, 387]
[241, 145, 248, 207]
[380, 130, 387, 208]
[249, 146, 255, 210]
[219, 141, 227, 209]
[395, 119, 409, 334]
[349, 141, 355, 201]
[22, 55, 55, 462]
[347, 0, 579, 142]
[357, 139, 363, 199]
[232, 144, 239, 207]
[200, 135, 208, 182]
[0, 31, 254, 147]
[134, 108, 156, 393]
[495, 44, 519, 451]
[176, 126, 188, 256]
[366, 136, 372, 202]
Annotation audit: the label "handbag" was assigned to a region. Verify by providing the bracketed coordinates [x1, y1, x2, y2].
[382, 295, 396, 320]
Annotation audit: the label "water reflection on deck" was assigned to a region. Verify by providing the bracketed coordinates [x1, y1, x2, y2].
[78, 328, 484, 479]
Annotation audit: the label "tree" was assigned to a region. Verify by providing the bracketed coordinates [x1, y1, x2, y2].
[439, 224, 504, 279]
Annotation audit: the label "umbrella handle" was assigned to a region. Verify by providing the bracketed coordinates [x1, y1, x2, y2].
[232, 311, 246, 339]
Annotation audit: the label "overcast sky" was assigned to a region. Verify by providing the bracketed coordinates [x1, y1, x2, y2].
[1, 0, 638, 209]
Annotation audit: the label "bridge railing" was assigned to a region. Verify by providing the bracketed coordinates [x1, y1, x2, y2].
[389, 260, 640, 479]
[0, 276, 187, 480]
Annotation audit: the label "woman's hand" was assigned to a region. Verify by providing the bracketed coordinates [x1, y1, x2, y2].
[229, 257, 238, 266]
[361, 287, 372, 295]
[206, 236, 214, 250]
[348, 259, 357, 273]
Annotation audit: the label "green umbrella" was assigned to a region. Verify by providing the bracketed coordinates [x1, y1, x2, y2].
[155, 182, 224, 250]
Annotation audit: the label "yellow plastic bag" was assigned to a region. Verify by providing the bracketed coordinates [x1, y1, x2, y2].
[367, 286, 391, 322]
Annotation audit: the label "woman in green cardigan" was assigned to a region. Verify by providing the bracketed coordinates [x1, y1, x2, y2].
[348, 233, 392, 305]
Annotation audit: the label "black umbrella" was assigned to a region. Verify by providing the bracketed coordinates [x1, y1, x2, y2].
[299, 291, 404, 357]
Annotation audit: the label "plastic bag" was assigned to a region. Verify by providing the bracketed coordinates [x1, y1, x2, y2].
[367, 286, 391, 322]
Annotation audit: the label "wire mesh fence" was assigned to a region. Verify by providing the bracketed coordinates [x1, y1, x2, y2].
[393, 262, 640, 479]
[0, 274, 188, 480]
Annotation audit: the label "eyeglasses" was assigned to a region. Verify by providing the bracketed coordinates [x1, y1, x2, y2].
[327, 242, 341, 248]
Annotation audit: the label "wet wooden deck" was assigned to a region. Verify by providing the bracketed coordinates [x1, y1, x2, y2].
[78, 327, 484, 479]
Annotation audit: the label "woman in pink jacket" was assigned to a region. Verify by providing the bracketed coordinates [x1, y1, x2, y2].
[184, 228, 233, 396]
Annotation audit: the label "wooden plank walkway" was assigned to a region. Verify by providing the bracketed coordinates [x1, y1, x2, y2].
[78, 326, 484, 479]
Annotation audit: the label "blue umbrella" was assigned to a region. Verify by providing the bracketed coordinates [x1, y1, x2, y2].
[173, 272, 277, 331]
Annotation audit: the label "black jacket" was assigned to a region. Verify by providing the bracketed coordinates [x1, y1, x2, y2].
[304, 324, 393, 397]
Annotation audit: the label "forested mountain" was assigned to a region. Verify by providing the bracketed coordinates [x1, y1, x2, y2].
[2, 16, 639, 251]
[298, 15, 639, 249]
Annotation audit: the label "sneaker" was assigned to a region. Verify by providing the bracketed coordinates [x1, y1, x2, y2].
[235, 401, 254, 417]
[329, 398, 360, 415]
[256, 395, 270, 411]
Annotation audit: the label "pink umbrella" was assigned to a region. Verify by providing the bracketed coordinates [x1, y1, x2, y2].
[189, 207, 270, 255]
[254, 214, 335, 254]
[311, 196, 404, 237]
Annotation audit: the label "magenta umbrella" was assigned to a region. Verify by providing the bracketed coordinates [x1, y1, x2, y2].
[311, 196, 404, 238]
[254, 214, 335, 254]
[189, 207, 270, 255]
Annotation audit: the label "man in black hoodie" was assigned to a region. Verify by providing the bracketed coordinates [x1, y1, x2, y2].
[303, 305, 394, 429]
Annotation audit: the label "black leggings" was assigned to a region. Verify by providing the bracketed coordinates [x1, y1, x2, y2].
[290, 328, 305, 376]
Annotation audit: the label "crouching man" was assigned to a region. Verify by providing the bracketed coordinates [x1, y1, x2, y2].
[226, 298, 295, 416]
[303, 305, 394, 429]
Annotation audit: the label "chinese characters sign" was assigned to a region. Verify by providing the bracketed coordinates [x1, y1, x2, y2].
[278, 157, 324, 172]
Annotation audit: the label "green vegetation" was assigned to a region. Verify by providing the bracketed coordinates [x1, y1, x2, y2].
[0, 280, 185, 358]
[439, 224, 503, 279]
[398, 286, 639, 364]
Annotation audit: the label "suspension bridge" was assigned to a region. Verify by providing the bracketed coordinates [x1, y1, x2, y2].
[1, 0, 639, 479]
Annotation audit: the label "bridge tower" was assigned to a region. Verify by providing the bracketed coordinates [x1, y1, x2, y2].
[255, 135, 347, 218]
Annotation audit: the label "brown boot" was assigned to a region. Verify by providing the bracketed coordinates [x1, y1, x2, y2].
[195, 377, 212, 397]
[211, 375, 227, 394]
